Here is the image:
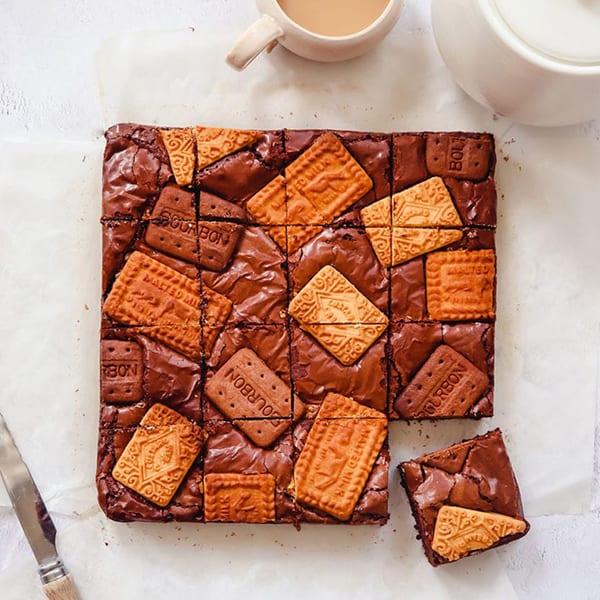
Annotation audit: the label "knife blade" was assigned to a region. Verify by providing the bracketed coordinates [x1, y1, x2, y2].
[0, 411, 79, 599]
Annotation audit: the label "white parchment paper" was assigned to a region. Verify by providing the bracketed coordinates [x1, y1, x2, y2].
[0, 23, 598, 600]
[0, 139, 519, 600]
[96, 28, 599, 516]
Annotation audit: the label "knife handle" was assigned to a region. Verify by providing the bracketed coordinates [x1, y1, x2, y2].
[42, 574, 80, 600]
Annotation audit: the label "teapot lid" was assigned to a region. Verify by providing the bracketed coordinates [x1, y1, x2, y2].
[490, 0, 600, 65]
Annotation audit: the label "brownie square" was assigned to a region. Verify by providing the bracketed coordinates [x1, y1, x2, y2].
[398, 429, 529, 566]
[388, 322, 494, 419]
[293, 418, 389, 525]
[288, 225, 389, 314]
[290, 322, 388, 415]
[195, 130, 285, 219]
[203, 419, 296, 524]
[203, 324, 298, 421]
[200, 225, 288, 326]
[102, 124, 175, 220]
[100, 327, 202, 427]
[97, 426, 204, 522]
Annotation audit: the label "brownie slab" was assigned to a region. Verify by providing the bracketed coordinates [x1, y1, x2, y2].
[99, 123, 499, 525]
[398, 429, 529, 566]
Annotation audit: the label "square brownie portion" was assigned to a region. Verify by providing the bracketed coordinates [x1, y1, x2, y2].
[388, 322, 494, 419]
[398, 429, 529, 566]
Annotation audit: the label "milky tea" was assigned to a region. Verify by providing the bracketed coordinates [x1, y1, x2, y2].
[277, 0, 390, 37]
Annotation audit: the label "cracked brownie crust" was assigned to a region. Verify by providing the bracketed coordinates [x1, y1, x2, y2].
[98, 123, 500, 528]
[398, 429, 529, 565]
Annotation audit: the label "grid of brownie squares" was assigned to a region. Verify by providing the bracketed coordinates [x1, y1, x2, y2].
[98, 123, 515, 546]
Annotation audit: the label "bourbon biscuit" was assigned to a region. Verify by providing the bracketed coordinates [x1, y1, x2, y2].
[426, 250, 496, 320]
[145, 186, 199, 264]
[205, 348, 304, 447]
[432, 505, 527, 562]
[204, 473, 275, 523]
[294, 394, 387, 520]
[199, 192, 246, 221]
[112, 403, 203, 507]
[425, 134, 493, 180]
[394, 344, 489, 418]
[197, 220, 244, 272]
[101, 340, 144, 403]
[160, 128, 195, 186]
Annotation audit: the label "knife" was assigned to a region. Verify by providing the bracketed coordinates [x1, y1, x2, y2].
[0, 411, 79, 600]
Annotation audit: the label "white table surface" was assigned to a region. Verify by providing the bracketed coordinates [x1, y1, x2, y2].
[1, 1, 599, 598]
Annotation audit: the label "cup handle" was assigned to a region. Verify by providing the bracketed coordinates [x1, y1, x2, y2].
[226, 15, 284, 70]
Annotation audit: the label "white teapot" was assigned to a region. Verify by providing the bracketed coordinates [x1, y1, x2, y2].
[431, 0, 600, 126]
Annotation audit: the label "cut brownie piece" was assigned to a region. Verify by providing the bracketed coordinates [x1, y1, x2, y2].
[97, 417, 205, 522]
[99, 327, 202, 427]
[293, 396, 389, 525]
[195, 130, 285, 218]
[389, 322, 494, 419]
[200, 225, 287, 326]
[203, 418, 296, 523]
[398, 429, 529, 566]
[102, 124, 174, 220]
[290, 322, 388, 415]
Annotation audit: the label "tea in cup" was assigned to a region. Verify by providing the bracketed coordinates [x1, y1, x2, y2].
[227, 0, 404, 70]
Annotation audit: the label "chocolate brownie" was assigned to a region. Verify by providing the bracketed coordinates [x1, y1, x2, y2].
[398, 429, 529, 565]
[98, 123, 499, 525]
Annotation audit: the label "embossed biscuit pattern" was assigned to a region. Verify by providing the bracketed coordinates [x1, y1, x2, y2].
[204, 473, 276, 523]
[285, 132, 373, 224]
[247, 132, 373, 253]
[426, 249, 496, 321]
[294, 394, 387, 520]
[361, 177, 464, 268]
[289, 266, 388, 365]
[194, 127, 262, 171]
[432, 505, 527, 562]
[160, 128, 196, 187]
[289, 265, 388, 325]
[112, 404, 204, 507]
